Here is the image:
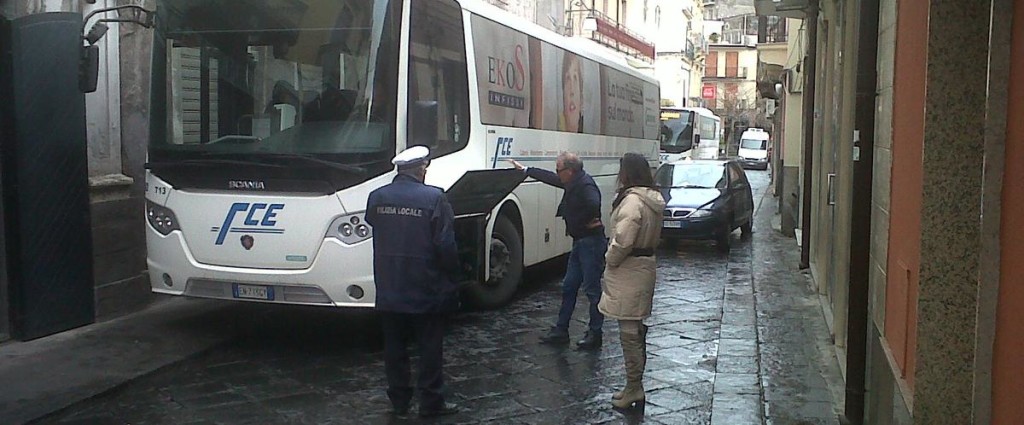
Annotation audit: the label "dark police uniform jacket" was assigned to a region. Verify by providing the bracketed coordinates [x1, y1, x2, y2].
[525, 167, 605, 239]
[365, 174, 460, 314]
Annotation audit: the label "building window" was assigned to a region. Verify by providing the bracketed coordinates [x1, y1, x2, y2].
[705, 51, 718, 77]
[726, 51, 739, 77]
[655, 6, 661, 26]
[644, 0, 648, 22]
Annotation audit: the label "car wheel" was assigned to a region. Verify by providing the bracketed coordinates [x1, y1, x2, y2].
[465, 215, 522, 309]
[716, 223, 731, 253]
[741, 221, 753, 238]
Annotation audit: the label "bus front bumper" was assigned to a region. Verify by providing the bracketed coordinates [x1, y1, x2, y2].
[147, 227, 376, 308]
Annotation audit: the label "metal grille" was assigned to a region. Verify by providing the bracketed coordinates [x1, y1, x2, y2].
[185, 279, 334, 305]
[665, 208, 695, 218]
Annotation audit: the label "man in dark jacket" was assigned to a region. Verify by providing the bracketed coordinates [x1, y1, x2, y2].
[366, 146, 460, 418]
[508, 152, 607, 350]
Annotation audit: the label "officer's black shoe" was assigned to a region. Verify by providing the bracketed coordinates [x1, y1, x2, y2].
[539, 327, 570, 345]
[577, 331, 603, 350]
[419, 402, 459, 418]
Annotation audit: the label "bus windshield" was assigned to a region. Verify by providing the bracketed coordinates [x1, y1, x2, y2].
[149, 0, 402, 170]
[660, 111, 695, 153]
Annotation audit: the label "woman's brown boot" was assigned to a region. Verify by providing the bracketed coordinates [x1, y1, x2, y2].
[612, 330, 646, 409]
[614, 323, 649, 400]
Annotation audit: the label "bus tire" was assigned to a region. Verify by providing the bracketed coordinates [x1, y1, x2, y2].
[465, 215, 523, 309]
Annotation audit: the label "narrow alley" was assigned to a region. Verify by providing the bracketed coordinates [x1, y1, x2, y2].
[39, 171, 844, 425]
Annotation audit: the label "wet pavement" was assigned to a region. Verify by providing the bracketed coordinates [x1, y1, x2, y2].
[42, 170, 843, 425]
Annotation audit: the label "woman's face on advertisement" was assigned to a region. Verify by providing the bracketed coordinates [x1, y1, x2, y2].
[563, 59, 582, 129]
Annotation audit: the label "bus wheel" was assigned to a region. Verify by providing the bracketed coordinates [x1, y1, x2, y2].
[466, 215, 522, 309]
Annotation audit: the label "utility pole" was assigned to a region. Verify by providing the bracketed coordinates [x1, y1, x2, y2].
[799, 0, 819, 269]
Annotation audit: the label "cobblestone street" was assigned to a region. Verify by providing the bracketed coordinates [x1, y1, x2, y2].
[43, 170, 843, 425]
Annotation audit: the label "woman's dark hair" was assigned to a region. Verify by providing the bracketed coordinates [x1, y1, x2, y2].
[613, 153, 654, 208]
[617, 153, 654, 189]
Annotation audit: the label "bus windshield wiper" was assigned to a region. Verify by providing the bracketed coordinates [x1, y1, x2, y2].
[269, 153, 366, 174]
[207, 135, 262, 144]
[148, 157, 285, 168]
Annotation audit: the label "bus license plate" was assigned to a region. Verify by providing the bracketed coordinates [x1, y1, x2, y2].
[663, 220, 683, 228]
[234, 284, 273, 300]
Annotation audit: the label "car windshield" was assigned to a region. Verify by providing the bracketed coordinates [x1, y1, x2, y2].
[655, 163, 726, 189]
[740, 138, 766, 150]
[149, 0, 401, 166]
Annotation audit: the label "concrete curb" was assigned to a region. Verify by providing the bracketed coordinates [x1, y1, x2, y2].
[0, 297, 245, 425]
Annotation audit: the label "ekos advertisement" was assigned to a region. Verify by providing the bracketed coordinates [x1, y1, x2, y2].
[473, 16, 658, 139]
[474, 19, 531, 128]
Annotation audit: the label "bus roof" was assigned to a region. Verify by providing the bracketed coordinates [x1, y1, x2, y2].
[458, 0, 657, 85]
[660, 106, 720, 119]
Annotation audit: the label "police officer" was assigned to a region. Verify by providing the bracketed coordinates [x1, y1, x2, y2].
[365, 146, 460, 418]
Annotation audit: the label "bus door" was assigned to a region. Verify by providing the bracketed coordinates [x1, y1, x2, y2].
[444, 169, 525, 285]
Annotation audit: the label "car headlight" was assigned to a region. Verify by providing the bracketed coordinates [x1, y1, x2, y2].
[327, 212, 372, 244]
[147, 201, 181, 235]
[689, 208, 713, 218]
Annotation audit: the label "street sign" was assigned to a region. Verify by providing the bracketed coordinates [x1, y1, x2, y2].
[702, 85, 717, 99]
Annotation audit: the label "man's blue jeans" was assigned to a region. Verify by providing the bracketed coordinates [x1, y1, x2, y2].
[556, 235, 607, 334]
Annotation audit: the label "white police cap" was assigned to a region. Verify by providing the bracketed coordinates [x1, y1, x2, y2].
[392, 145, 431, 168]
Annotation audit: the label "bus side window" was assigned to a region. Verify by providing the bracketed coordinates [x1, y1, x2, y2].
[408, 0, 470, 156]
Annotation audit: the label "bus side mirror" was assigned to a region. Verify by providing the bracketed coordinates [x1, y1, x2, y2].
[410, 101, 438, 147]
[79, 44, 100, 93]
[79, 5, 156, 93]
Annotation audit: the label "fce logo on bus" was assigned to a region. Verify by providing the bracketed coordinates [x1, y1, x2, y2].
[212, 202, 286, 245]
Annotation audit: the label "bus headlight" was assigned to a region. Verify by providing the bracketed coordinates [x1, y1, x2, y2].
[328, 213, 372, 244]
[146, 201, 180, 235]
[340, 223, 354, 237]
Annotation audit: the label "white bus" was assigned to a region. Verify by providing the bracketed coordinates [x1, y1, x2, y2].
[658, 107, 721, 163]
[144, 0, 661, 309]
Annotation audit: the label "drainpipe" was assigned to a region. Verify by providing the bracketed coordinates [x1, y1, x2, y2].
[799, 0, 819, 269]
[843, 0, 879, 421]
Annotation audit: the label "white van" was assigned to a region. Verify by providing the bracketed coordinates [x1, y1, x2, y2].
[738, 128, 770, 170]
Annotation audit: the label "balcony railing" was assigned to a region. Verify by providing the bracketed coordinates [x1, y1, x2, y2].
[565, 7, 655, 60]
[706, 67, 750, 79]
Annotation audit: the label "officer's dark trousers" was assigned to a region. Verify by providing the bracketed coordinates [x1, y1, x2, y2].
[381, 312, 445, 411]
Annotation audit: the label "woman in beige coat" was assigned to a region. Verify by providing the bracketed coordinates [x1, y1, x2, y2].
[598, 153, 666, 409]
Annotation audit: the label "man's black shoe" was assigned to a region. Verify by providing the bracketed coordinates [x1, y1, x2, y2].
[539, 327, 570, 345]
[577, 331, 602, 350]
[391, 405, 410, 418]
[419, 402, 459, 418]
